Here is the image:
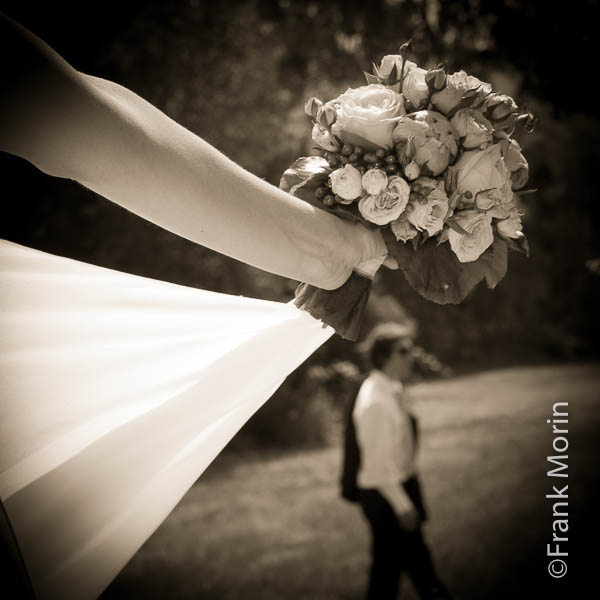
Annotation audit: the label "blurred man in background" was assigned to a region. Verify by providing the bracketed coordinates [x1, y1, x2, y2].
[342, 322, 451, 600]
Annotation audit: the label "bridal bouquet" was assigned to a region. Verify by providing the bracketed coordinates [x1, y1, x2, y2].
[281, 43, 535, 339]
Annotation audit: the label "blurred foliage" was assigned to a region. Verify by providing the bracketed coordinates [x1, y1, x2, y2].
[2, 0, 599, 448]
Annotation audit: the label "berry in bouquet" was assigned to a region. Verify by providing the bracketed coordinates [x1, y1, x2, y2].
[280, 43, 536, 340]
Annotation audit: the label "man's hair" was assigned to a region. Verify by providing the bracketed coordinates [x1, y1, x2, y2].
[361, 322, 414, 370]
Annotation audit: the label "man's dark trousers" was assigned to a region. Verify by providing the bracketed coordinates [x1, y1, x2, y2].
[357, 476, 447, 600]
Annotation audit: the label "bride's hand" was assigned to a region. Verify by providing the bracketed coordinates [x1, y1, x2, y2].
[353, 228, 398, 278]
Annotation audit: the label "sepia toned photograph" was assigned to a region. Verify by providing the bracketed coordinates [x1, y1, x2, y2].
[1, 1, 598, 598]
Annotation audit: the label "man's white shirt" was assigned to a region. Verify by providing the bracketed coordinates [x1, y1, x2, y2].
[353, 369, 416, 513]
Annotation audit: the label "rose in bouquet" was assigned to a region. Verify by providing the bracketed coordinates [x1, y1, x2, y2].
[281, 43, 535, 339]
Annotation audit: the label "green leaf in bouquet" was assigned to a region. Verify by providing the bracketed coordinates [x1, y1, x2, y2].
[382, 229, 508, 304]
[279, 156, 331, 194]
[410, 233, 422, 251]
[481, 237, 508, 288]
[387, 82, 402, 94]
[382, 61, 398, 86]
[364, 71, 380, 85]
[514, 188, 538, 197]
[436, 229, 450, 245]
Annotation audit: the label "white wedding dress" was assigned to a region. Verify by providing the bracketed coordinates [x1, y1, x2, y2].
[0, 239, 333, 599]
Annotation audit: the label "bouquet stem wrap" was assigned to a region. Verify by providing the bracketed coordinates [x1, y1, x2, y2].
[293, 271, 372, 341]
[293, 256, 384, 341]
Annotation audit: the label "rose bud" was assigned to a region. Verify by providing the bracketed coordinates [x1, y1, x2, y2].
[305, 97, 323, 119]
[425, 68, 446, 92]
[484, 93, 518, 121]
[329, 164, 363, 201]
[395, 137, 417, 166]
[496, 209, 523, 239]
[318, 104, 337, 128]
[312, 123, 340, 152]
[404, 161, 420, 180]
[514, 112, 537, 135]
[403, 67, 429, 109]
[362, 168, 389, 195]
[377, 55, 399, 82]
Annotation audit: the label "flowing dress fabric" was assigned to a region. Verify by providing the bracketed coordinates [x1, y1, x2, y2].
[0, 240, 333, 600]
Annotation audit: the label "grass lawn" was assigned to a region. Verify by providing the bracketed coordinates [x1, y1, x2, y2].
[101, 363, 600, 599]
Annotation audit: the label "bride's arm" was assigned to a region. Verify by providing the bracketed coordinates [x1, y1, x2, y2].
[0, 15, 388, 290]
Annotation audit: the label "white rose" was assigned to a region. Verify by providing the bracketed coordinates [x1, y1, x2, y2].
[362, 168, 388, 195]
[329, 164, 363, 201]
[455, 143, 514, 219]
[358, 175, 410, 225]
[431, 70, 492, 116]
[450, 109, 494, 149]
[496, 209, 523, 239]
[333, 84, 406, 149]
[312, 123, 339, 152]
[390, 215, 419, 242]
[448, 210, 494, 262]
[414, 138, 451, 177]
[500, 137, 529, 190]
[407, 184, 449, 236]
[402, 66, 429, 109]
[393, 111, 458, 176]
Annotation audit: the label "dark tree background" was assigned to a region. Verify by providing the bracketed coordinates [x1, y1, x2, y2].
[1, 0, 599, 447]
